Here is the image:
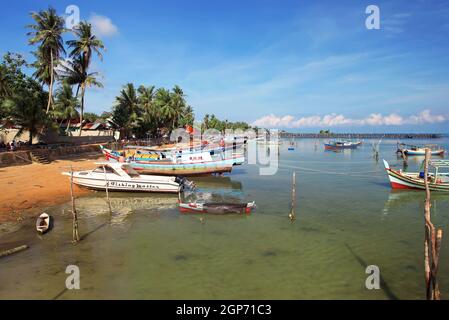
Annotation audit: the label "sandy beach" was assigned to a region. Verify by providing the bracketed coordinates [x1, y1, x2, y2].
[0, 153, 103, 223]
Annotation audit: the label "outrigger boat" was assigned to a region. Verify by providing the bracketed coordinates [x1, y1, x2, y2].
[179, 201, 256, 214]
[100, 146, 244, 176]
[396, 143, 445, 156]
[383, 159, 449, 191]
[62, 162, 195, 193]
[324, 140, 362, 150]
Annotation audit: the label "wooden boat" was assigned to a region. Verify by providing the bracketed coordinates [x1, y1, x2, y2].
[324, 140, 361, 150]
[179, 201, 256, 214]
[383, 159, 449, 191]
[100, 146, 243, 176]
[62, 162, 195, 193]
[36, 213, 51, 234]
[396, 143, 445, 156]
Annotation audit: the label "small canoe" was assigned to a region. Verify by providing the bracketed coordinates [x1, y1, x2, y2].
[179, 201, 256, 214]
[36, 213, 51, 234]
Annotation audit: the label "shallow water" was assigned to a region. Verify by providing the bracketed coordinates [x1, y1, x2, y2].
[1, 138, 449, 299]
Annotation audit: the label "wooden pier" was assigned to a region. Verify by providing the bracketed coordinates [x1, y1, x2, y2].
[279, 133, 443, 139]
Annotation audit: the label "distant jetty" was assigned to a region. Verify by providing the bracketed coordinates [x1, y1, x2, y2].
[279, 132, 443, 139]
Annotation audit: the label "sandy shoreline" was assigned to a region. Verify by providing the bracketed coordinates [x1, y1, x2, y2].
[0, 153, 103, 223]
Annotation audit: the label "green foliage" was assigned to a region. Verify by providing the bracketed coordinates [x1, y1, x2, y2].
[2, 76, 51, 144]
[111, 83, 195, 138]
[200, 113, 251, 133]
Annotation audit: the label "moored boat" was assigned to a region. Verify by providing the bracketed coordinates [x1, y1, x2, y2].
[324, 140, 361, 150]
[100, 146, 244, 176]
[36, 213, 51, 234]
[383, 159, 449, 191]
[179, 201, 256, 214]
[396, 143, 445, 156]
[62, 162, 195, 193]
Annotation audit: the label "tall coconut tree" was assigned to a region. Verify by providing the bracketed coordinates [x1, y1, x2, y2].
[67, 21, 105, 70]
[66, 21, 105, 127]
[27, 7, 66, 113]
[59, 56, 103, 135]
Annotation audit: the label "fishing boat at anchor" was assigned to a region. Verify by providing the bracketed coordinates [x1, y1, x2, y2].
[179, 201, 256, 214]
[324, 140, 362, 150]
[383, 159, 449, 191]
[62, 162, 195, 193]
[396, 143, 445, 156]
[100, 146, 244, 176]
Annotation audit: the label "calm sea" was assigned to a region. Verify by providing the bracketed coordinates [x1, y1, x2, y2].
[1, 137, 449, 299]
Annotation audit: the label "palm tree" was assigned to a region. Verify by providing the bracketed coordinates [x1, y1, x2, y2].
[27, 7, 66, 113]
[117, 83, 140, 121]
[136, 85, 157, 137]
[66, 21, 105, 134]
[53, 82, 79, 133]
[59, 56, 103, 135]
[66, 21, 105, 70]
[155, 88, 175, 130]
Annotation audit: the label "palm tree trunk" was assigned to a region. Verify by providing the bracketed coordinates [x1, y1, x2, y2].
[67, 119, 71, 135]
[78, 85, 85, 137]
[29, 130, 33, 146]
[46, 51, 54, 114]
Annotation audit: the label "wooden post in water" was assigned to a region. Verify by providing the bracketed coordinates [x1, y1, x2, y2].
[423, 148, 443, 300]
[103, 166, 113, 215]
[70, 165, 80, 243]
[289, 171, 296, 223]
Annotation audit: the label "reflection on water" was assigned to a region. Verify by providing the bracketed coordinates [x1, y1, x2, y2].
[0, 138, 449, 299]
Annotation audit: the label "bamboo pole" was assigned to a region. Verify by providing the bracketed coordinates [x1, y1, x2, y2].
[289, 171, 296, 222]
[0, 245, 28, 258]
[70, 165, 80, 243]
[423, 148, 443, 300]
[103, 166, 113, 215]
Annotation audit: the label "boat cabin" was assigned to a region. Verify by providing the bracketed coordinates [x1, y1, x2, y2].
[429, 160, 449, 183]
[93, 163, 141, 178]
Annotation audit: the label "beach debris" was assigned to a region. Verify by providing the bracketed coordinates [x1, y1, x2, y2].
[0, 244, 29, 258]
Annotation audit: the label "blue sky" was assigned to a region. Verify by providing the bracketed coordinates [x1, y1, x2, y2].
[1, 0, 449, 132]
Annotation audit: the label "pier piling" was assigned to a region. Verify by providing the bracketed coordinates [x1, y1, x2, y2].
[289, 171, 296, 223]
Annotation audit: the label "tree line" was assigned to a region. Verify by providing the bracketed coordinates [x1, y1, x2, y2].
[0, 7, 251, 145]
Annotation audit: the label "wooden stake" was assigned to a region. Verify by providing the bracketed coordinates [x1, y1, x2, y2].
[423, 148, 443, 300]
[70, 165, 80, 243]
[103, 165, 112, 215]
[289, 171, 296, 223]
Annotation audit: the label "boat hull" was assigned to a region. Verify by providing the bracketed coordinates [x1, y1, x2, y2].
[385, 167, 449, 192]
[404, 150, 445, 156]
[101, 147, 239, 176]
[324, 144, 358, 150]
[179, 202, 255, 214]
[70, 176, 181, 193]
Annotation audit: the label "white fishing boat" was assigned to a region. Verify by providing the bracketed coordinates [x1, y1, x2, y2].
[62, 162, 195, 193]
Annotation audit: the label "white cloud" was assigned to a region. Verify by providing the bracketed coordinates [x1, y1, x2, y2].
[89, 14, 118, 37]
[252, 109, 446, 128]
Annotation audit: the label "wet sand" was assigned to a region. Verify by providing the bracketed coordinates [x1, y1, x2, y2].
[0, 153, 103, 223]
